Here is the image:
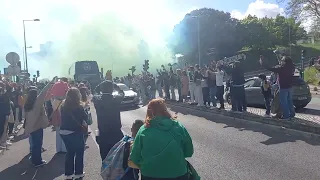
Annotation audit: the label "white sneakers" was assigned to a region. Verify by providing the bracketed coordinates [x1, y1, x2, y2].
[74, 173, 85, 179]
[264, 114, 271, 118]
[65, 172, 85, 180]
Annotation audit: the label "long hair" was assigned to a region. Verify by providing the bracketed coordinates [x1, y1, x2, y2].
[24, 89, 38, 112]
[79, 87, 88, 102]
[145, 98, 174, 127]
[62, 87, 82, 112]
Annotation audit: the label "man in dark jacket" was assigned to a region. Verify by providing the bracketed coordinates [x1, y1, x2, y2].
[223, 61, 247, 112]
[92, 80, 124, 161]
[260, 55, 295, 119]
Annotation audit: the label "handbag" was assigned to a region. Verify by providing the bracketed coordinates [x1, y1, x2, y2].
[169, 131, 200, 180]
[68, 109, 88, 133]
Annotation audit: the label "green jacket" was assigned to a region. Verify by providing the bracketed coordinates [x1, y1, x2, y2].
[130, 116, 194, 178]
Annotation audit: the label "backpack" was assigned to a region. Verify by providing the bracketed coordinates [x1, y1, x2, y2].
[101, 135, 132, 180]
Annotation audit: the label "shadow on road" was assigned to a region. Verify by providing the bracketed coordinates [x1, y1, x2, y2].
[169, 105, 320, 146]
[120, 105, 140, 112]
[296, 108, 320, 116]
[11, 134, 29, 143]
[0, 153, 65, 180]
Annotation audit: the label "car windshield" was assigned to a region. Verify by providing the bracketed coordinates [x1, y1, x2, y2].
[117, 84, 130, 91]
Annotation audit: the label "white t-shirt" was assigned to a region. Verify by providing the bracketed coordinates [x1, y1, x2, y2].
[216, 70, 224, 86]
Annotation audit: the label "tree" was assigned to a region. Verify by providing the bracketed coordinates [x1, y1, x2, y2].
[168, 8, 244, 64]
[240, 15, 275, 50]
[280, 0, 320, 20]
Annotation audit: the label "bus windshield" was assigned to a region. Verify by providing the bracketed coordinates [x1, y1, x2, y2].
[75, 61, 99, 75]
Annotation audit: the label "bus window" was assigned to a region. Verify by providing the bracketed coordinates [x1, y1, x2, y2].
[75, 61, 99, 75]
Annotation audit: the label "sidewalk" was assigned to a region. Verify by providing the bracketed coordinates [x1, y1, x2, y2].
[167, 101, 320, 136]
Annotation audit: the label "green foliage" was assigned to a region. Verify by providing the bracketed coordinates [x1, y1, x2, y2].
[169, 8, 307, 68]
[304, 66, 320, 85]
[168, 8, 244, 65]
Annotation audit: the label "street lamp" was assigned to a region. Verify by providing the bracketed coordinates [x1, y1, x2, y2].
[186, 14, 201, 66]
[22, 46, 32, 70]
[23, 19, 40, 72]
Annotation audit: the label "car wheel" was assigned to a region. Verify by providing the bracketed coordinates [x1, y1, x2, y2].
[295, 104, 307, 110]
[227, 94, 232, 105]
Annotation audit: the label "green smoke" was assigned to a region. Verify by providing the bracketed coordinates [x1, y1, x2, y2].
[57, 12, 173, 77]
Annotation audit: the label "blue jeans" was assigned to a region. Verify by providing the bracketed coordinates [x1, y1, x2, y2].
[29, 136, 32, 153]
[231, 86, 247, 112]
[264, 96, 271, 115]
[61, 132, 85, 176]
[209, 87, 217, 107]
[30, 128, 44, 165]
[279, 88, 295, 119]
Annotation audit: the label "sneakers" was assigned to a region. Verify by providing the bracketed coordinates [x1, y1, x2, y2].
[6, 141, 12, 145]
[74, 172, 85, 179]
[263, 114, 271, 118]
[64, 175, 73, 180]
[34, 160, 47, 168]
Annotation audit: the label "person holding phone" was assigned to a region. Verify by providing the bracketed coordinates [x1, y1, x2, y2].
[259, 55, 295, 119]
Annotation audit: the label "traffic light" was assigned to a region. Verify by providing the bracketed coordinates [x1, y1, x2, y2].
[129, 66, 136, 75]
[36, 70, 40, 77]
[143, 60, 149, 71]
[301, 50, 306, 57]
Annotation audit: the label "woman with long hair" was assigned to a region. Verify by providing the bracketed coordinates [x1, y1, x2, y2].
[60, 87, 88, 180]
[24, 77, 57, 167]
[129, 98, 194, 180]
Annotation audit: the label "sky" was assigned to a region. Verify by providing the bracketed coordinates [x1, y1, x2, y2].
[0, 0, 292, 77]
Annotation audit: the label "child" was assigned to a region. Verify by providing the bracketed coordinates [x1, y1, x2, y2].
[122, 120, 144, 180]
[258, 74, 272, 117]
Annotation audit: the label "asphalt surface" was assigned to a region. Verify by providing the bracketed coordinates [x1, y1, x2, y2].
[0, 105, 320, 180]
[301, 96, 320, 116]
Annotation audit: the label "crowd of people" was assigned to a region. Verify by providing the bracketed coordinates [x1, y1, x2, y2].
[113, 55, 296, 119]
[0, 75, 196, 180]
[0, 52, 298, 180]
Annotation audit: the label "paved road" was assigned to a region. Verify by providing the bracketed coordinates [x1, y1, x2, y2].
[0, 105, 320, 180]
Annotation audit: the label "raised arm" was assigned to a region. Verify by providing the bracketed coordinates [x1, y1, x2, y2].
[36, 77, 57, 106]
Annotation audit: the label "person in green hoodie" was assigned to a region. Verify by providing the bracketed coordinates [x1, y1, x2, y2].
[129, 98, 194, 180]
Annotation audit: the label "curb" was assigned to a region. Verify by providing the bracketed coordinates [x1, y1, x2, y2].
[0, 123, 24, 157]
[166, 102, 320, 140]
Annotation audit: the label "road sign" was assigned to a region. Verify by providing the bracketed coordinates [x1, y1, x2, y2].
[6, 52, 20, 65]
[7, 65, 21, 76]
[18, 70, 30, 81]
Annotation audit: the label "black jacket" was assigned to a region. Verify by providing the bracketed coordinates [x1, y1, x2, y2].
[223, 64, 245, 86]
[92, 93, 123, 134]
[60, 106, 88, 132]
[0, 94, 11, 118]
[264, 64, 295, 89]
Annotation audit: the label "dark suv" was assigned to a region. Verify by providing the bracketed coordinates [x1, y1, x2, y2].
[224, 76, 312, 109]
